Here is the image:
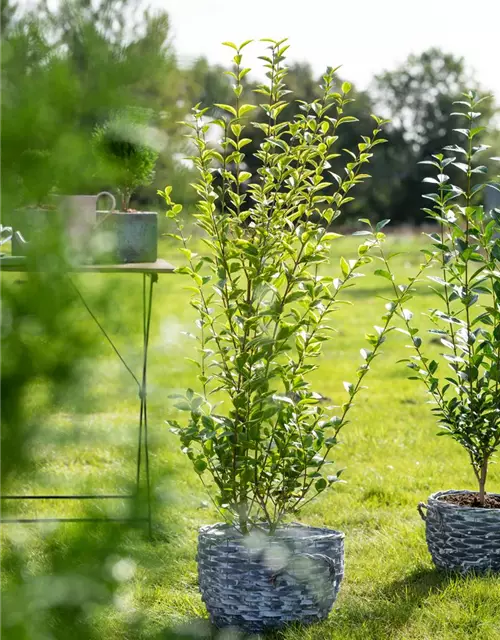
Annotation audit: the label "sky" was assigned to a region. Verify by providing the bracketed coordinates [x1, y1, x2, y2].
[161, 0, 500, 100]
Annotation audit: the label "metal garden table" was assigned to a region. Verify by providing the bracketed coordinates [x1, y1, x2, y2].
[0, 258, 176, 535]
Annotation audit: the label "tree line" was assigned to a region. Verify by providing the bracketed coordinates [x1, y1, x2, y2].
[2, 0, 498, 225]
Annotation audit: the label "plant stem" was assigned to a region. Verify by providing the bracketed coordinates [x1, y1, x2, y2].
[478, 457, 488, 505]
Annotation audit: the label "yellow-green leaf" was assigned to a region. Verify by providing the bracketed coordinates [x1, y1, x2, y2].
[238, 171, 252, 183]
[215, 103, 237, 117]
[238, 104, 256, 117]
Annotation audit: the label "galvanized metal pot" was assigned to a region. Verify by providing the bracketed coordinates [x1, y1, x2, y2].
[418, 489, 500, 574]
[94, 211, 158, 263]
[197, 523, 344, 632]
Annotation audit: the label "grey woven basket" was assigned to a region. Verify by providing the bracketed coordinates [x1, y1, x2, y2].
[197, 522, 344, 632]
[418, 489, 500, 574]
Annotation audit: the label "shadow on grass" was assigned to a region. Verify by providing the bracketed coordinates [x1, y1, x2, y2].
[272, 566, 453, 640]
[383, 565, 453, 601]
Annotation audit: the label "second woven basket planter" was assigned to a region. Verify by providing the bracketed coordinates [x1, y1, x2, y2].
[197, 522, 344, 632]
[418, 489, 500, 574]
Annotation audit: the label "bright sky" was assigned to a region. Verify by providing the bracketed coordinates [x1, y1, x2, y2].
[161, 0, 500, 100]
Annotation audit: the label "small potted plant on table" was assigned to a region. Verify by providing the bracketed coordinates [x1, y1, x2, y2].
[161, 39, 395, 632]
[383, 91, 500, 574]
[92, 110, 160, 263]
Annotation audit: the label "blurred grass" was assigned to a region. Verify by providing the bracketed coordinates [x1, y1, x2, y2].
[2, 232, 500, 639]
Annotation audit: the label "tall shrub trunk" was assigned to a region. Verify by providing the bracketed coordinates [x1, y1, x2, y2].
[478, 459, 488, 506]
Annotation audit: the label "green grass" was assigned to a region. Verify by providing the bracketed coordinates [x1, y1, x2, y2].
[2, 233, 500, 639]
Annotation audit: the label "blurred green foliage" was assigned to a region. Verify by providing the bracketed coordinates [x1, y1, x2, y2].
[1, 3, 194, 635]
[1, 0, 188, 212]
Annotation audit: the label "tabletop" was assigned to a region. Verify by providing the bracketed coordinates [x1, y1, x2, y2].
[0, 256, 176, 274]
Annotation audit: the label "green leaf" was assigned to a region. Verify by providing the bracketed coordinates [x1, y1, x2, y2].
[239, 39, 253, 50]
[315, 478, 327, 492]
[471, 126, 486, 138]
[337, 116, 358, 125]
[343, 381, 354, 395]
[428, 276, 448, 287]
[214, 103, 237, 116]
[491, 244, 500, 261]
[375, 219, 390, 232]
[429, 360, 438, 374]
[340, 256, 350, 277]
[493, 281, 500, 301]
[231, 123, 243, 137]
[194, 458, 208, 473]
[374, 269, 392, 281]
[238, 171, 252, 183]
[238, 104, 256, 117]
[272, 394, 295, 405]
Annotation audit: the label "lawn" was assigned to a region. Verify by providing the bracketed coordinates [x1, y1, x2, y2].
[2, 232, 500, 640]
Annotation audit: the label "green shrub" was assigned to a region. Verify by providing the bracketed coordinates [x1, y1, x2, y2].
[93, 110, 159, 210]
[161, 39, 394, 532]
[383, 91, 500, 505]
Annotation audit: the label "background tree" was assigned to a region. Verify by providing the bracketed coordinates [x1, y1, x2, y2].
[183, 56, 234, 110]
[372, 48, 497, 224]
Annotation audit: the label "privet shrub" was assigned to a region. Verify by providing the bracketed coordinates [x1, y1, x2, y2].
[383, 91, 500, 505]
[161, 39, 394, 532]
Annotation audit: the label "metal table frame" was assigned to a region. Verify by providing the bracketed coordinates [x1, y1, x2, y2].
[0, 259, 175, 535]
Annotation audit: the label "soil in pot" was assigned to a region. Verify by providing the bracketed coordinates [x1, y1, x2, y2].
[438, 492, 500, 509]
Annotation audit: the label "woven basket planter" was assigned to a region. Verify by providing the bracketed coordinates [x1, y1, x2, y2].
[197, 522, 344, 632]
[418, 490, 500, 574]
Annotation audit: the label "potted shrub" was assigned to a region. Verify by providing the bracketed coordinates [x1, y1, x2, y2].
[383, 91, 500, 574]
[92, 110, 160, 263]
[161, 39, 395, 632]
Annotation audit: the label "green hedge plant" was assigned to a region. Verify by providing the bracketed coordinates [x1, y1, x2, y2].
[382, 91, 500, 506]
[161, 39, 395, 533]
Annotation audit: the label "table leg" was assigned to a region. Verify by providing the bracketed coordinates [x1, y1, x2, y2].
[74, 272, 156, 535]
[136, 273, 156, 537]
